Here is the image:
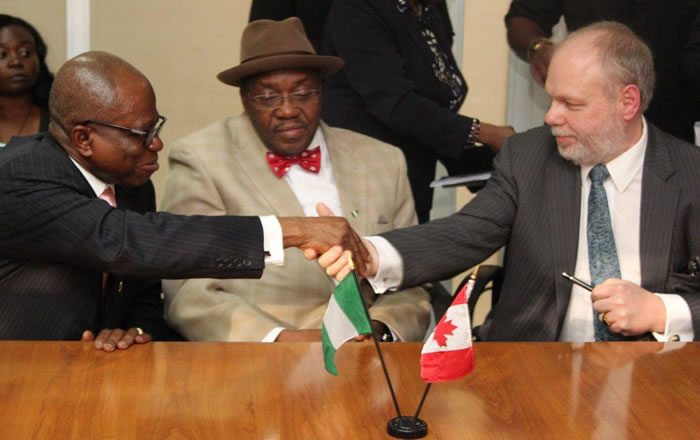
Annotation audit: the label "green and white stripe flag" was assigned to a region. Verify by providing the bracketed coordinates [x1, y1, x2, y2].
[321, 272, 372, 375]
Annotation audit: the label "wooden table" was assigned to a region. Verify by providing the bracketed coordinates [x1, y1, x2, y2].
[1, 341, 699, 439]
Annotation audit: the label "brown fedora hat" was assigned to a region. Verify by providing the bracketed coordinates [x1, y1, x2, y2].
[217, 17, 344, 87]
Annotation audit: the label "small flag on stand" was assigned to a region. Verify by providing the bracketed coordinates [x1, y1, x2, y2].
[321, 268, 372, 375]
[420, 271, 476, 382]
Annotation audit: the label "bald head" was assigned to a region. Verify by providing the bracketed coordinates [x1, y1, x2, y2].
[49, 51, 154, 130]
[47, 51, 164, 187]
[552, 21, 655, 112]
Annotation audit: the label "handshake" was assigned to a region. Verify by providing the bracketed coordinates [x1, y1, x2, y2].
[280, 202, 380, 281]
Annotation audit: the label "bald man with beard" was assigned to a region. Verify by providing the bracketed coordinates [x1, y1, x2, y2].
[0, 51, 368, 350]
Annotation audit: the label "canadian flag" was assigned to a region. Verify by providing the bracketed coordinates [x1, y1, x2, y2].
[420, 274, 475, 383]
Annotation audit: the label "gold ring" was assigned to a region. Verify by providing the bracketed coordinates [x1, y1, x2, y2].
[600, 313, 611, 327]
[135, 327, 144, 336]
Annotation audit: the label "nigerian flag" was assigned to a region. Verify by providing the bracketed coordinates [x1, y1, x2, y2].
[321, 272, 372, 375]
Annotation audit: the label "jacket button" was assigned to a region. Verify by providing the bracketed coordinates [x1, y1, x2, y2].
[117, 281, 124, 293]
[243, 259, 252, 267]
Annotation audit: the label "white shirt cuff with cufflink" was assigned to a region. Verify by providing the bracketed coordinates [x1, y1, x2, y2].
[364, 236, 403, 294]
[653, 293, 694, 342]
[260, 215, 284, 266]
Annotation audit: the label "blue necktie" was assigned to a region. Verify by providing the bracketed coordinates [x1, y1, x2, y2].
[587, 164, 623, 341]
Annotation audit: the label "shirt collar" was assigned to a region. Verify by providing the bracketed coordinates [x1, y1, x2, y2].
[69, 156, 114, 198]
[312, 126, 331, 168]
[580, 118, 647, 192]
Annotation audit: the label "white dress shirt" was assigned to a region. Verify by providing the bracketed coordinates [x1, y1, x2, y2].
[369, 119, 694, 342]
[283, 130, 343, 217]
[560, 119, 693, 341]
[262, 129, 343, 342]
[70, 157, 114, 201]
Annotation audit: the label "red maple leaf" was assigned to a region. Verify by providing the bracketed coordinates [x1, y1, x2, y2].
[433, 318, 458, 347]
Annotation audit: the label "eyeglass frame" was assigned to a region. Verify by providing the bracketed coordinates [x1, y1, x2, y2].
[83, 115, 167, 148]
[247, 89, 321, 110]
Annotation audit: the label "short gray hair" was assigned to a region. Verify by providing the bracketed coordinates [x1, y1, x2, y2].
[562, 21, 655, 112]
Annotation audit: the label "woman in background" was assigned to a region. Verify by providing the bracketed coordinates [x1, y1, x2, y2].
[323, 0, 514, 222]
[249, 0, 334, 54]
[0, 14, 53, 147]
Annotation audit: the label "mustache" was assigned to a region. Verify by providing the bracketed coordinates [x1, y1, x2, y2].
[273, 121, 307, 132]
[550, 127, 574, 137]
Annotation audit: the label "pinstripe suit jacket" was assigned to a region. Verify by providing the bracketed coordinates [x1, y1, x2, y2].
[0, 133, 265, 340]
[383, 124, 700, 341]
[161, 114, 431, 342]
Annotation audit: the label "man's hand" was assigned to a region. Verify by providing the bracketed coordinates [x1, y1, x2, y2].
[317, 240, 380, 282]
[81, 328, 152, 352]
[275, 329, 322, 342]
[280, 203, 371, 277]
[528, 42, 554, 86]
[591, 279, 666, 336]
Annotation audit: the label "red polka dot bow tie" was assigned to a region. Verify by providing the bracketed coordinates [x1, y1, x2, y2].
[265, 146, 321, 178]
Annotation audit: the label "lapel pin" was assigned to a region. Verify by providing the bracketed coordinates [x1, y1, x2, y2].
[351, 209, 359, 218]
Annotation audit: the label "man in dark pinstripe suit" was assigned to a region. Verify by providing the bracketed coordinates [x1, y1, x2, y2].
[319, 22, 700, 342]
[0, 51, 368, 350]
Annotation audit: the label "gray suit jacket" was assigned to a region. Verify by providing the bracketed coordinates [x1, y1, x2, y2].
[383, 124, 700, 341]
[161, 114, 431, 342]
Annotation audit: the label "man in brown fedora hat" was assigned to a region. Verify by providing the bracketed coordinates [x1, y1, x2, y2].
[161, 17, 431, 343]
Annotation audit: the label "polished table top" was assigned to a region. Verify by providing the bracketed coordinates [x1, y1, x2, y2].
[1, 341, 699, 439]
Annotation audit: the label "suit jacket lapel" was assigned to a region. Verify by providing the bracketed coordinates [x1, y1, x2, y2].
[321, 123, 368, 232]
[545, 151, 582, 323]
[639, 126, 678, 291]
[232, 114, 306, 217]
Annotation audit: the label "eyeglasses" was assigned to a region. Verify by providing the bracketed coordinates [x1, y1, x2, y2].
[84, 115, 167, 148]
[248, 89, 321, 110]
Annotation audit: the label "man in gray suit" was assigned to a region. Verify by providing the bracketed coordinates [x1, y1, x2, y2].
[161, 18, 431, 343]
[319, 21, 700, 342]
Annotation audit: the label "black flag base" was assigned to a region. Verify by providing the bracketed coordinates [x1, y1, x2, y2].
[387, 416, 428, 439]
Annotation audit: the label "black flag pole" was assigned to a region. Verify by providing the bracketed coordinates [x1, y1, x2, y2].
[413, 383, 431, 419]
[348, 257, 428, 439]
[348, 257, 403, 419]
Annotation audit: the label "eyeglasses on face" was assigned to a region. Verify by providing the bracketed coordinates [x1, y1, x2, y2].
[248, 89, 321, 110]
[83, 115, 167, 148]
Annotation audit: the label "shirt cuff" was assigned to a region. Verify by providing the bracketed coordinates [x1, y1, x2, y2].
[365, 236, 403, 293]
[652, 293, 694, 342]
[388, 326, 400, 342]
[260, 215, 284, 266]
[262, 327, 285, 342]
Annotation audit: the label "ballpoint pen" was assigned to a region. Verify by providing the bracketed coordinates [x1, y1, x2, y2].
[561, 272, 593, 291]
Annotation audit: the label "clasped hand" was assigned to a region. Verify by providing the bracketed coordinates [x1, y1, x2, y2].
[282, 202, 374, 279]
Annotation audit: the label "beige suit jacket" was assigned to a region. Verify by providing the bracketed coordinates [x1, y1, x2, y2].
[161, 114, 431, 342]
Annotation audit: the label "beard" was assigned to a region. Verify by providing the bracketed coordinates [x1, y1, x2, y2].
[552, 117, 626, 166]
